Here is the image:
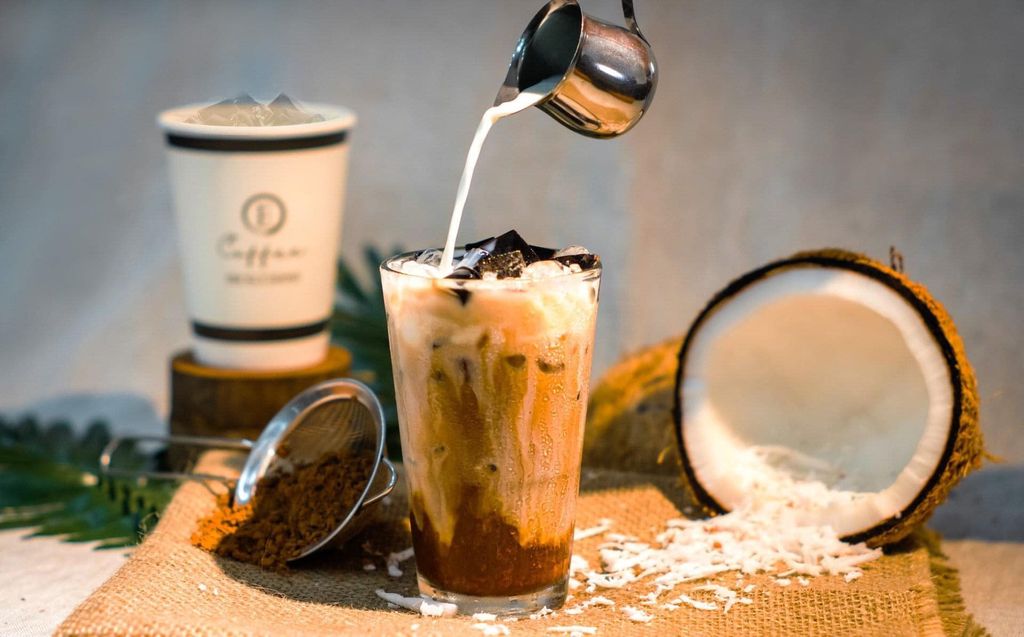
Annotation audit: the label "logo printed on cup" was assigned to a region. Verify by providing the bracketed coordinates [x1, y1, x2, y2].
[242, 193, 287, 236]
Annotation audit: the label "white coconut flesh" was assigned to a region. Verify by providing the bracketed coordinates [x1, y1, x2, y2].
[680, 267, 955, 538]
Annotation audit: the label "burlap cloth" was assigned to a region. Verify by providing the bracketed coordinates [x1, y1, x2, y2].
[58, 453, 984, 637]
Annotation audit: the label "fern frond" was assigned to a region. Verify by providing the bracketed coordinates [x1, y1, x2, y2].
[0, 416, 175, 546]
[332, 246, 401, 457]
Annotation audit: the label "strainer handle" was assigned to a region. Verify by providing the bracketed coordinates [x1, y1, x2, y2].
[100, 434, 253, 485]
[361, 458, 398, 507]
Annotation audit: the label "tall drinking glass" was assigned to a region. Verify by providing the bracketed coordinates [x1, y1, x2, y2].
[381, 251, 601, 615]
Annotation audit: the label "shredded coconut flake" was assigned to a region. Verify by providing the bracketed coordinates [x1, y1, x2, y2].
[571, 447, 882, 618]
[622, 606, 655, 623]
[374, 589, 457, 617]
[529, 606, 556, 620]
[574, 519, 613, 541]
[673, 594, 718, 612]
[693, 584, 741, 612]
[584, 596, 616, 607]
[547, 627, 597, 635]
[472, 613, 498, 622]
[385, 547, 414, 578]
[569, 555, 590, 579]
[605, 532, 639, 543]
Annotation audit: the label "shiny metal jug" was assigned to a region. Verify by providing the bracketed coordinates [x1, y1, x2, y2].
[496, 0, 657, 138]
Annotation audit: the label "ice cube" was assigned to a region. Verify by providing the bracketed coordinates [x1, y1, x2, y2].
[477, 250, 527, 278]
[264, 93, 325, 125]
[454, 247, 489, 271]
[188, 94, 268, 126]
[398, 260, 442, 278]
[522, 260, 571, 280]
[464, 235, 496, 252]
[416, 249, 443, 266]
[445, 248, 488, 279]
[446, 266, 481, 280]
[466, 230, 541, 264]
[553, 245, 599, 271]
[532, 245, 557, 260]
[186, 93, 323, 126]
[448, 232, 585, 279]
[554, 253, 599, 270]
[448, 240, 530, 279]
[554, 245, 590, 257]
[269, 93, 299, 110]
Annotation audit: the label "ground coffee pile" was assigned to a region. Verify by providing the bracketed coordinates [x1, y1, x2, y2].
[191, 451, 373, 570]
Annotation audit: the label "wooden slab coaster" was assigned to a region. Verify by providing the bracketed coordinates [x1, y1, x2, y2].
[168, 346, 352, 447]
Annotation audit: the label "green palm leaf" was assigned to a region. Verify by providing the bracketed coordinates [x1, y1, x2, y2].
[0, 416, 176, 547]
[332, 245, 402, 457]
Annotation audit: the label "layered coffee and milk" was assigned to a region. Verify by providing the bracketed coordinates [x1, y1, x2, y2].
[381, 232, 600, 600]
[378, 53, 603, 610]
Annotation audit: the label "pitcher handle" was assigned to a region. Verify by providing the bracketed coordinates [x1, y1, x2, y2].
[622, 0, 649, 44]
[100, 434, 253, 485]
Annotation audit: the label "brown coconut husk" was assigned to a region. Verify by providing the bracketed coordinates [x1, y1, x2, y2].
[583, 337, 683, 475]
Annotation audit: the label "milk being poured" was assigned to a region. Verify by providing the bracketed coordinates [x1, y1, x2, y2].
[439, 77, 560, 274]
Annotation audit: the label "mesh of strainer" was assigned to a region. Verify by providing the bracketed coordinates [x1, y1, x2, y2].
[234, 379, 397, 560]
[100, 378, 396, 562]
[276, 399, 375, 466]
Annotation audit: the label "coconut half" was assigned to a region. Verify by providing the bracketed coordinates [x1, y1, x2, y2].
[675, 249, 983, 546]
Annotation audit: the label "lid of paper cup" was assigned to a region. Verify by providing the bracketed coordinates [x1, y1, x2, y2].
[158, 102, 356, 140]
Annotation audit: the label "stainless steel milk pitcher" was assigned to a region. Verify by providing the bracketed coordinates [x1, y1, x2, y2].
[495, 0, 657, 138]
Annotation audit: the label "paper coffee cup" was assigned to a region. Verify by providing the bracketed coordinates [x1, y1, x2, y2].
[158, 103, 356, 370]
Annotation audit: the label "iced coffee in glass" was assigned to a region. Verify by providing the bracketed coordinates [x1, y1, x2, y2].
[381, 231, 601, 615]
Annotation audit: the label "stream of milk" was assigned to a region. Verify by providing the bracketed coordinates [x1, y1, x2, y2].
[439, 77, 560, 274]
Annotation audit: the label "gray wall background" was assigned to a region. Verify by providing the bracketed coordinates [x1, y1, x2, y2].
[1, 0, 1021, 459]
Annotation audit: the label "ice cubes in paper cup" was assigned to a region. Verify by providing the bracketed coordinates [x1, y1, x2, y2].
[186, 93, 327, 127]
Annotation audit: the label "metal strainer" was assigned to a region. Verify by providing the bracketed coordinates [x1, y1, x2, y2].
[100, 378, 397, 561]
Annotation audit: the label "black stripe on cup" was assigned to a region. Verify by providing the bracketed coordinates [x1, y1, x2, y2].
[192, 319, 330, 342]
[166, 131, 348, 152]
